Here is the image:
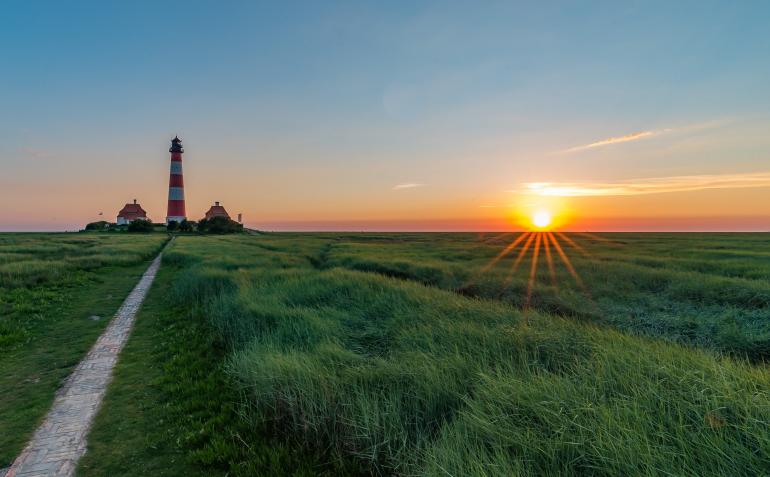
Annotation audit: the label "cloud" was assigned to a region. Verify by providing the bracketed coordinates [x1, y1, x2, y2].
[393, 183, 425, 190]
[556, 120, 734, 155]
[20, 147, 54, 158]
[523, 171, 770, 197]
[558, 129, 672, 154]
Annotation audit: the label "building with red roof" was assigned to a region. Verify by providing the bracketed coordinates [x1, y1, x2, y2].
[117, 199, 149, 225]
[204, 201, 230, 220]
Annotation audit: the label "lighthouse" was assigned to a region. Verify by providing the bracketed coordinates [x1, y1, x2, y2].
[166, 136, 187, 224]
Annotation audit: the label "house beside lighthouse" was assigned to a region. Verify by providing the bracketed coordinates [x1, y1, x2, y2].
[117, 199, 148, 225]
[166, 136, 187, 224]
[204, 201, 231, 220]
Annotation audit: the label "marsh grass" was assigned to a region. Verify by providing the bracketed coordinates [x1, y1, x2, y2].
[324, 232, 770, 360]
[0, 233, 168, 350]
[79, 265, 364, 477]
[159, 233, 770, 475]
[0, 233, 167, 288]
[0, 233, 168, 465]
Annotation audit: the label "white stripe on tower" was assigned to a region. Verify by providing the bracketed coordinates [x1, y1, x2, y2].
[170, 162, 183, 175]
[168, 187, 185, 200]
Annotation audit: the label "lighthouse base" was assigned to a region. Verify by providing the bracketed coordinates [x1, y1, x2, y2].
[166, 216, 187, 225]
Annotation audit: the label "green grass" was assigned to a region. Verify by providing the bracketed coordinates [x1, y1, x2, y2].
[78, 252, 366, 477]
[9, 232, 770, 475]
[106, 233, 768, 476]
[0, 233, 167, 466]
[321, 232, 770, 360]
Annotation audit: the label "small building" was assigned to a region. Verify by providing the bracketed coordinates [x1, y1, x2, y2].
[204, 201, 230, 220]
[117, 199, 149, 225]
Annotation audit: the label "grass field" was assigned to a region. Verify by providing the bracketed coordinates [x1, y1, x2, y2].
[0, 233, 168, 466]
[322, 232, 770, 359]
[77, 260, 364, 477]
[5, 232, 768, 474]
[77, 232, 769, 476]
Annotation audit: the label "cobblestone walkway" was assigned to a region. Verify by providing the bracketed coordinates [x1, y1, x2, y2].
[6, 251, 164, 477]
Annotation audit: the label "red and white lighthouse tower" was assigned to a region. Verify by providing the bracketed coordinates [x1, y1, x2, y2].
[166, 136, 187, 224]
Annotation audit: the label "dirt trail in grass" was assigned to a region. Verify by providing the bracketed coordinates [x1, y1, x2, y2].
[5, 249, 165, 477]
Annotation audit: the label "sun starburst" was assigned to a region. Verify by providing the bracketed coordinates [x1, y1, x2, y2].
[465, 228, 621, 311]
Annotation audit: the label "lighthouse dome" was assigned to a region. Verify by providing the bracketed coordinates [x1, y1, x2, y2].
[169, 136, 184, 153]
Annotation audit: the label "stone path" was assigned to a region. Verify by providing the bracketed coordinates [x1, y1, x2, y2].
[6, 251, 164, 477]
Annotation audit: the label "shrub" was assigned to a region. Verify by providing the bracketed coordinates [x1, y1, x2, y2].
[84, 221, 110, 231]
[127, 219, 154, 233]
[166, 220, 179, 232]
[198, 216, 243, 234]
[179, 219, 195, 232]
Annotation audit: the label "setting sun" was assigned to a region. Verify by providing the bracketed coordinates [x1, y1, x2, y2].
[533, 210, 552, 229]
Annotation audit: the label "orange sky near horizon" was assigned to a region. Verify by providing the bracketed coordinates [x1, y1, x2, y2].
[3, 162, 769, 231]
[4, 112, 770, 232]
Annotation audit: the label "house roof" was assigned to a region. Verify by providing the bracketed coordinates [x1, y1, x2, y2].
[118, 202, 147, 219]
[204, 204, 230, 219]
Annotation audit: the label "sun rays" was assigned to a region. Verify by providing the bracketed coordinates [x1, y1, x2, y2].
[546, 232, 583, 286]
[479, 232, 531, 273]
[464, 230, 613, 309]
[542, 232, 557, 286]
[525, 233, 542, 307]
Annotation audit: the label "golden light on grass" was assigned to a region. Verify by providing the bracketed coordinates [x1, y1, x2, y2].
[546, 232, 583, 286]
[466, 196, 611, 305]
[479, 232, 531, 273]
[465, 215, 615, 306]
[525, 232, 542, 307]
[542, 232, 557, 286]
[556, 231, 590, 257]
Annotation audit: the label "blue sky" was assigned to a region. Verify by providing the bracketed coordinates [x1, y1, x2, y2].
[2, 1, 770, 230]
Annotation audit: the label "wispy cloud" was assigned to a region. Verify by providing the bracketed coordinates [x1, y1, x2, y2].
[556, 119, 734, 155]
[523, 171, 770, 197]
[20, 147, 54, 158]
[558, 129, 672, 154]
[393, 183, 425, 190]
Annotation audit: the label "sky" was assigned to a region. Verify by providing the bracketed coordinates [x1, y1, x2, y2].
[2, 0, 770, 231]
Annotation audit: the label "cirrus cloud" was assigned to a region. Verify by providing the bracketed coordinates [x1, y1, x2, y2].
[523, 171, 770, 197]
[392, 183, 426, 190]
[558, 129, 673, 154]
